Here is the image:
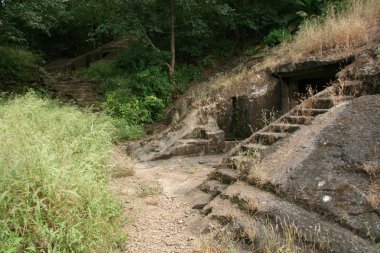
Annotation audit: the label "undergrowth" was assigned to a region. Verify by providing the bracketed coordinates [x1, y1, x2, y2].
[0, 46, 42, 84]
[76, 45, 201, 125]
[0, 93, 125, 252]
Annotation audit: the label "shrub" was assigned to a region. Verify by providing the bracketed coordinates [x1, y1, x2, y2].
[112, 118, 146, 140]
[0, 46, 42, 83]
[76, 60, 119, 81]
[132, 66, 172, 105]
[114, 45, 169, 72]
[174, 64, 202, 94]
[0, 93, 125, 252]
[263, 28, 292, 46]
[103, 91, 165, 125]
[143, 95, 165, 121]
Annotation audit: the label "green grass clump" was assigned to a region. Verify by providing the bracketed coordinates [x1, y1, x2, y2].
[0, 93, 125, 252]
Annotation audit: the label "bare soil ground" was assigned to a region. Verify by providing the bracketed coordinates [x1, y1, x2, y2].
[109, 155, 223, 253]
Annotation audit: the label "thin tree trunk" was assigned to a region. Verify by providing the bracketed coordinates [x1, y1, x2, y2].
[168, 0, 176, 82]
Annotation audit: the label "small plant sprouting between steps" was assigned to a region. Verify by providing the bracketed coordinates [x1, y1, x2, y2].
[0, 93, 125, 252]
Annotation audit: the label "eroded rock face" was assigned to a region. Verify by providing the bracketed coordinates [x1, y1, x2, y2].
[196, 50, 380, 252]
[283, 95, 380, 240]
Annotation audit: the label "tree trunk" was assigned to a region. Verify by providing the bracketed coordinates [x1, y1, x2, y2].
[168, 0, 176, 82]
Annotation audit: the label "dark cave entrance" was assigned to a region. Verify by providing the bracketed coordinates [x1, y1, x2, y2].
[278, 61, 351, 113]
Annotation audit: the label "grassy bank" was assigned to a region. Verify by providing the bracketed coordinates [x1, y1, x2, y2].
[0, 93, 125, 252]
[264, 0, 380, 67]
[196, 0, 380, 100]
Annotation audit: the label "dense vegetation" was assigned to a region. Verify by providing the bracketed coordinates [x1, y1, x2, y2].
[0, 0, 335, 125]
[0, 93, 125, 252]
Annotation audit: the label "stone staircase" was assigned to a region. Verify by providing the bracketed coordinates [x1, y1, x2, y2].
[49, 76, 101, 109]
[193, 79, 380, 252]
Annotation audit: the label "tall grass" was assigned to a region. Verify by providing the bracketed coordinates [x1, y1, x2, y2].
[292, 0, 379, 54]
[0, 93, 125, 252]
[262, 0, 380, 67]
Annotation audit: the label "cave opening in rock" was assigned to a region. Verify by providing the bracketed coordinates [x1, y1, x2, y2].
[278, 60, 351, 113]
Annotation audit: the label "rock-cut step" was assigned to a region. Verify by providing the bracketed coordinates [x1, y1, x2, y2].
[281, 115, 314, 125]
[266, 123, 301, 134]
[291, 108, 329, 117]
[252, 132, 288, 145]
[219, 181, 378, 253]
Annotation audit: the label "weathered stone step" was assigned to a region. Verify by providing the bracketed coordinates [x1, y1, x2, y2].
[252, 132, 287, 145]
[203, 196, 320, 252]
[221, 182, 378, 253]
[224, 140, 240, 152]
[337, 81, 364, 96]
[187, 189, 215, 210]
[151, 139, 210, 160]
[202, 196, 266, 240]
[267, 123, 301, 134]
[311, 97, 335, 109]
[281, 115, 313, 125]
[291, 108, 329, 117]
[241, 143, 268, 153]
[210, 168, 238, 184]
[199, 180, 229, 196]
[226, 155, 261, 175]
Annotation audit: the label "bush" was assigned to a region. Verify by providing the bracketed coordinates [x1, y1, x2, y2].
[0, 46, 42, 83]
[263, 28, 292, 46]
[103, 91, 165, 125]
[143, 95, 165, 121]
[111, 118, 146, 140]
[175, 65, 202, 94]
[79, 47, 203, 125]
[132, 66, 172, 105]
[114, 45, 169, 72]
[0, 93, 125, 252]
[76, 60, 119, 82]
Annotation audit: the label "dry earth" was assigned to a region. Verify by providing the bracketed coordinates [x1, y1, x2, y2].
[109, 155, 224, 253]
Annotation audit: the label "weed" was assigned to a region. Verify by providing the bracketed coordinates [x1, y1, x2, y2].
[233, 149, 269, 186]
[256, 218, 323, 253]
[0, 93, 125, 252]
[197, 230, 241, 253]
[362, 161, 380, 179]
[261, 108, 279, 127]
[331, 79, 347, 105]
[366, 179, 380, 211]
[136, 181, 163, 198]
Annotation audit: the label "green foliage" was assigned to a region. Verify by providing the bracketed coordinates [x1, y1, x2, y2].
[79, 52, 174, 125]
[143, 96, 165, 121]
[104, 92, 150, 124]
[0, 93, 125, 252]
[114, 46, 169, 72]
[76, 60, 119, 81]
[263, 28, 292, 46]
[174, 64, 202, 93]
[0, 46, 42, 82]
[132, 67, 172, 104]
[111, 118, 146, 140]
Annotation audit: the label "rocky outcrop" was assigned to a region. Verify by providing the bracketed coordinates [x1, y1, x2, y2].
[194, 51, 380, 252]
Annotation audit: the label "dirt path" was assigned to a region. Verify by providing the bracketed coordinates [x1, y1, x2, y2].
[109, 155, 223, 253]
